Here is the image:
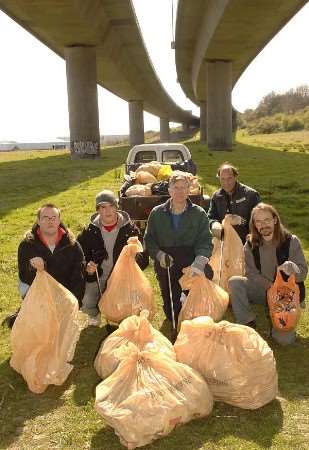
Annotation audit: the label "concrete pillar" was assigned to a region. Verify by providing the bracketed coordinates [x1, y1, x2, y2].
[182, 122, 190, 134]
[65, 46, 100, 159]
[160, 117, 170, 142]
[200, 101, 207, 143]
[206, 60, 232, 151]
[129, 100, 144, 146]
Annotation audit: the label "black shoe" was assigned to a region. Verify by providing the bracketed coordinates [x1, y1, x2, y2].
[246, 320, 257, 330]
[1, 309, 20, 329]
[106, 323, 118, 335]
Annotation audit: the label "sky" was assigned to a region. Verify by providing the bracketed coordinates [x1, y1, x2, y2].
[0, 0, 308, 142]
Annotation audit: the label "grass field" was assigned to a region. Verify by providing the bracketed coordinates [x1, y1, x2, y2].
[0, 132, 308, 450]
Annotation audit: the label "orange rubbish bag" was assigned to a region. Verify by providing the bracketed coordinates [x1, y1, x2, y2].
[95, 344, 213, 449]
[94, 310, 175, 378]
[209, 214, 244, 292]
[177, 267, 229, 329]
[99, 237, 155, 323]
[267, 270, 301, 332]
[10, 271, 80, 394]
[174, 316, 278, 409]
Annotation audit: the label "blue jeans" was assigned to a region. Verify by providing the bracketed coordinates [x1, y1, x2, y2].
[228, 276, 296, 346]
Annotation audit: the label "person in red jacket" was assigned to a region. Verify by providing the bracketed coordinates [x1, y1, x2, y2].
[3, 203, 85, 328]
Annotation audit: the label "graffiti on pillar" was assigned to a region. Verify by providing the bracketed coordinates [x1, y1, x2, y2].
[72, 140, 99, 155]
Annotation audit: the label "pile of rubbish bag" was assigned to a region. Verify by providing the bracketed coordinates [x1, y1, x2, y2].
[94, 315, 213, 449]
[121, 161, 201, 197]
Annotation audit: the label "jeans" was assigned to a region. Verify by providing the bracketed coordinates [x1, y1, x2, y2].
[81, 276, 106, 318]
[228, 276, 296, 346]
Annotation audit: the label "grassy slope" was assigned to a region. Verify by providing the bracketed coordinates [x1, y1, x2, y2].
[0, 133, 308, 450]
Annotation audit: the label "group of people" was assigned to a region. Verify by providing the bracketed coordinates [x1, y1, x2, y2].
[9, 162, 308, 345]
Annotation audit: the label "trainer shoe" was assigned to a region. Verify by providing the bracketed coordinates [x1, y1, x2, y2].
[88, 314, 101, 327]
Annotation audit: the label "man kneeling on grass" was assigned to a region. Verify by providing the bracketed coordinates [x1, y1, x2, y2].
[228, 202, 307, 345]
[3, 203, 86, 328]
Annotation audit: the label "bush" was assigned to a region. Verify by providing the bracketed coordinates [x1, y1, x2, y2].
[283, 117, 304, 132]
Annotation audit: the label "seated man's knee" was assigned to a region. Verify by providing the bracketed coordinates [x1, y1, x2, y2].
[228, 276, 246, 293]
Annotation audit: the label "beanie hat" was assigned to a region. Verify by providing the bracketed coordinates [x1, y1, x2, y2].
[95, 190, 118, 209]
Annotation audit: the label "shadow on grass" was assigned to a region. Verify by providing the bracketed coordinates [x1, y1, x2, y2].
[273, 334, 309, 401]
[72, 324, 108, 406]
[0, 146, 129, 218]
[90, 399, 283, 450]
[0, 357, 69, 449]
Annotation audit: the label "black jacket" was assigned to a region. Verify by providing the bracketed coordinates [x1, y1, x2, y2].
[18, 224, 86, 303]
[77, 211, 149, 283]
[208, 182, 261, 243]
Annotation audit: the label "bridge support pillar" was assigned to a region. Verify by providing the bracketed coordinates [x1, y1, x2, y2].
[160, 118, 170, 142]
[182, 122, 190, 134]
[129, 100, 144, 146]
[206, 61, 232, 151]
[64, 46, 100, 159]
[200, 101, 207, 143]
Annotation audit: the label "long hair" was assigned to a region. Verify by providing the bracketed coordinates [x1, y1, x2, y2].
[248, 203, 290, 248]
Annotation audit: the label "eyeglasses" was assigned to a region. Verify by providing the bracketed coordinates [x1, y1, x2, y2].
[41, 215, 58, 222]
[254, 217, 274, 226]
[169, 185, 189, 192]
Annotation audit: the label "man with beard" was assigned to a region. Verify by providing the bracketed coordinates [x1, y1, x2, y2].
[228, 202, 307, 345]
[208, 162, 261, 243]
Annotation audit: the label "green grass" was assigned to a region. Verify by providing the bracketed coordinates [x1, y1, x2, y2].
[0, 133, 308, 450]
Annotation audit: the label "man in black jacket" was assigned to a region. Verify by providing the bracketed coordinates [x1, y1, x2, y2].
[208, 162, 261, 243]
[18, 203, 85, 303]
[77, 190, 148, 326]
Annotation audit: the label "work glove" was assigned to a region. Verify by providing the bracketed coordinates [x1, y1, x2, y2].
[157, 251, 174, 269]
[86, 261, 97, 275]
[211, 221, 223, 239]
[30, 257, 45, 272]
[180, 292, 187, 304]
[191, 255, 209, 276]
[278, 260, 300, 276]
[229, 214, 244, 226]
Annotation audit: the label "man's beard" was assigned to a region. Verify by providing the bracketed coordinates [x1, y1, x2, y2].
[260, 227, 273, 237]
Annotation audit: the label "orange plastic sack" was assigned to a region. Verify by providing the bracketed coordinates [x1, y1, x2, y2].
[134, 171, 157, 184]
[99, 237, 155, 323]
[174, 316, 278, 409]
[267, 270, 301, 332]
[10, 271, 80, 394]
[135, 161, 162, 177]
[95, 344, 213, 449]
[177, 268, 229, 329]
[125, 183, 152, 197]
[94, 310, 175, 378]
[209, 215, 245, 291]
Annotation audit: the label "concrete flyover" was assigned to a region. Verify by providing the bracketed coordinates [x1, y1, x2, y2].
[175, 0, 308, 150]
[0, 0, 197, 157]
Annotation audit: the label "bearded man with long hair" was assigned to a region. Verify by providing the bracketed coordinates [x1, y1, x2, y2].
[228, 202, 307, 345]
